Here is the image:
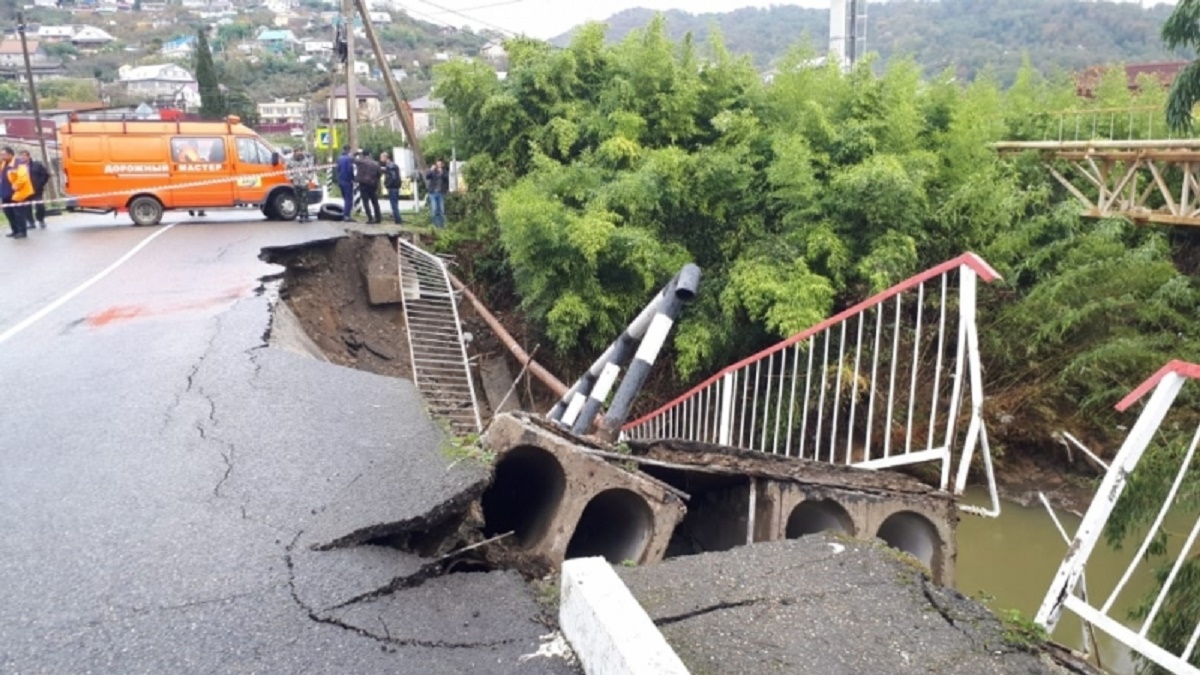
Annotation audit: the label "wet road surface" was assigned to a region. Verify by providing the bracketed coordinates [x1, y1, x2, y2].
[0, 211, 575, 674]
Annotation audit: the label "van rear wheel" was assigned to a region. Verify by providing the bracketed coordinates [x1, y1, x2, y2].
[129, 196, 164, 227]
[269, 190, 298, 221]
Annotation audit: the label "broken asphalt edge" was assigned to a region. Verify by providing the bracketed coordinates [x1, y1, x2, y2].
[560, 557, 691, 675]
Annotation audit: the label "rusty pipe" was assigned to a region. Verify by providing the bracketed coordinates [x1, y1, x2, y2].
[447, 273, 568, 399]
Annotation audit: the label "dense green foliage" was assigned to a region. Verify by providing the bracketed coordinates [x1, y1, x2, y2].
[435, 18, 1200, 441]
[557, 0, 1183, 84]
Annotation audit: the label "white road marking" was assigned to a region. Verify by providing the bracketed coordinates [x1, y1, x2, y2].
[0, 223, 178, 346]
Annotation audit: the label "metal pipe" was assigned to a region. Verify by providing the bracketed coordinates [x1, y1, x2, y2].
[596, 264, 700, 441]
[446, 272, 568, 398]
[551, 271, 685, 422]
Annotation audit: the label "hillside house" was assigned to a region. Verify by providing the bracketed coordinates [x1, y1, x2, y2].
[36, 26, 76, 42]
[258, 99, 306, 126]
[256, 29, 300, 54]
[161, 35, 196, 58]
[1076, 61, 1189, 97]
[367, 11, 391, 24]
[71, 26, 117, 49]
[118, 63, 199, 108]
[408, 94, 442, 137]
[304, 40, 333, 55]
[0, 40, 48, 67]
[325, 83, 399, 129]
[481, 40, 506, 60]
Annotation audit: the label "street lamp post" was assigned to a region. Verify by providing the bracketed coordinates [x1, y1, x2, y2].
[16, 12, 58, 203]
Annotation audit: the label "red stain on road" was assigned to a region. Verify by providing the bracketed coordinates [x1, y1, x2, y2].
[85, 286, 253, 327]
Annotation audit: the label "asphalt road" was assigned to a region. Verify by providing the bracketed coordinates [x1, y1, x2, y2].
[0, 210, 576, 674]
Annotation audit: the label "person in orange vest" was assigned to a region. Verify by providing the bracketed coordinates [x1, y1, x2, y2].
[1, 146, 33, 239]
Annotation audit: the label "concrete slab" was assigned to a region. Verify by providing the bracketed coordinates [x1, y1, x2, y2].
[266, 291, 329, 361]
[619, 536, 1081, 675]
[363, 235, 402, 305]
[480, 355, 522, 415]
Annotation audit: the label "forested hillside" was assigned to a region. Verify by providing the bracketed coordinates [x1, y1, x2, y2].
[554, 0, 1183, 82]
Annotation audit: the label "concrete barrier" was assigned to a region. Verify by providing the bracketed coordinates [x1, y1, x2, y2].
[560, 557, 690, 675]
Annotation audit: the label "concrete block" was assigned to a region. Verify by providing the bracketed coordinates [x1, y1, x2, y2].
[560, 557, 690, 675]
[362, 236, 402, 305]
[481, 414, 686, 567]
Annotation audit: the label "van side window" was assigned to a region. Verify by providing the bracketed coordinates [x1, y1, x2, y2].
[172, 137, 225, 163]
[237, 138, 271, 165]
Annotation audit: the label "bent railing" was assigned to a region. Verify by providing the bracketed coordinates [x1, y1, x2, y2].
[621, 253, 1002, 515]
[398, 239, 482, 436]
[1036, 360, 1200, 675]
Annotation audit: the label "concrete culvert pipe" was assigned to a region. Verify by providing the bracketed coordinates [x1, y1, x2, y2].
[876, 511, 940, 569]
[481, 446, 566, 548]
[786, 499, 855, 538]
[565, 489, 655, 565]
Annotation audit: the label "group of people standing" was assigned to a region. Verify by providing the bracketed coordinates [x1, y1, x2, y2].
[2, 147, 51, 239]
[334, 146, 449, 228]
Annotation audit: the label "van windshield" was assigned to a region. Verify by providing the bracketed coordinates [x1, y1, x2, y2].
[236, 137, 274, 165]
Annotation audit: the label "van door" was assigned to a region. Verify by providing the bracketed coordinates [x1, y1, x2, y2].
[233, 137, 277, 206]
[170, 136, 233, 208]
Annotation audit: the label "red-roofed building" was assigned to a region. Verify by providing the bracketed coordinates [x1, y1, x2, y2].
[1076, 61, 1189, 97]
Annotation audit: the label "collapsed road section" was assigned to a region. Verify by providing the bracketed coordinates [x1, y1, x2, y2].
[255, 232, 1094, 673]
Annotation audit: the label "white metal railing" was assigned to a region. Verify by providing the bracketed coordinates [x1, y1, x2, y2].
[622, 253, 1002, 513]
[398, 239, 482, 435]
[1036, 360, 1200, 675]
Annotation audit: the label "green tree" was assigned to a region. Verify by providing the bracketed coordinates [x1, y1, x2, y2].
[1163, 0, 1200, 131]
[0, 82, 21, 109]
[194, 27, 223, 119]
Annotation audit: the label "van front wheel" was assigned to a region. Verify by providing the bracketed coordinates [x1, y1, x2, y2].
[269, 190, 298, 221]
[129, 196, 164, 227]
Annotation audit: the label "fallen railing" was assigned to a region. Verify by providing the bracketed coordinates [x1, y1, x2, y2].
[1036, 360, 1200, 675]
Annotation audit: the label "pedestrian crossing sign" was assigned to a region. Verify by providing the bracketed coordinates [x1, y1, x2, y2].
[315, 127, 338, 149]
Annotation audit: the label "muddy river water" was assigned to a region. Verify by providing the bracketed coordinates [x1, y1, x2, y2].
[956, 487, 1196, 674]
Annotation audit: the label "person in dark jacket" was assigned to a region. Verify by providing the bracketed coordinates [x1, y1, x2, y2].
[380, 152, 403, 225]
[424, 159, 449, 228]
[354, 149, 382, 225]
[1, 147, 30, 239]
[336, 145, 355, 222]
[19, 150, 49, 229]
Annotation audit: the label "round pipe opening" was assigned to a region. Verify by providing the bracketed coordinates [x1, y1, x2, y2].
[480, 446, 566, 548]
[876, 511, 940, 568]
[786, 499, 855, 538]
[565, 488, 654, 565]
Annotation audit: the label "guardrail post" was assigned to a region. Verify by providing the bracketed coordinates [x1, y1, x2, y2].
[718, 372, 734, 446]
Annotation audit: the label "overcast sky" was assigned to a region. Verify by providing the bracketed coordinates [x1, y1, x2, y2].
[394, 0, 1172, 41]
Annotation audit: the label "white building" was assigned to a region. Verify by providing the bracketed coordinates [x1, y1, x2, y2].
[36, 26, 76, 42]
[481, 40, 506, 60]
[407, 95, 442, 137]
[71, 26, 117, 49]
[303, 40, 333, 54]
[258, 99, 306, 125]
[118, 63, 199, 107]
[367, 11, 391, 24]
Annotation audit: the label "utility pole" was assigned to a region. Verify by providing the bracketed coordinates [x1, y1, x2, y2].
[352, 0, 425, 172]
[342, 0, 358, 153]
[17, 12, 57, 201]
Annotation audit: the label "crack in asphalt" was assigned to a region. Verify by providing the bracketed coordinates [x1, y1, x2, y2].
[654, 598, 774, 626]
[282, 532, 517, 651]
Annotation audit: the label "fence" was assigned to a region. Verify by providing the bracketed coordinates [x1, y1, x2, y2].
[1036, 360, 1200, 675]
[397, 239, 482, 436]
[621, 253, 1003, 513]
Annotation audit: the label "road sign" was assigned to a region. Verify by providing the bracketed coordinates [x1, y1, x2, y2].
[315, 127, 338, 149]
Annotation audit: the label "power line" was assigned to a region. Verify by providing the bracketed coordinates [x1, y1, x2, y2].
[404, 0, 526, 36]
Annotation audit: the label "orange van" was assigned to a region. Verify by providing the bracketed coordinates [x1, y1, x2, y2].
[58, 115, 319, 226]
